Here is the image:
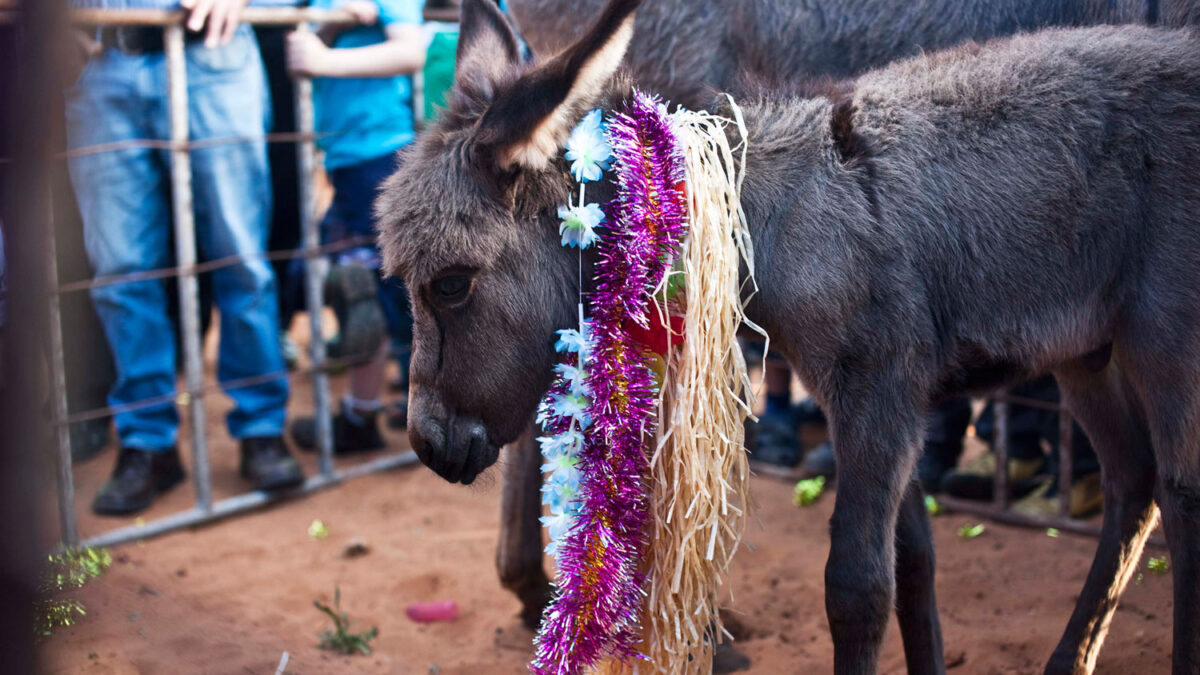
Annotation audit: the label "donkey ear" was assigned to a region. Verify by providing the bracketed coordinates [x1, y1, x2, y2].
[456, 0, 524, 95]
[472, 0, 640, 172]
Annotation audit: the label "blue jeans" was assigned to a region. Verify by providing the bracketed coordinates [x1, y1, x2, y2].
[66, 27, 288, 450]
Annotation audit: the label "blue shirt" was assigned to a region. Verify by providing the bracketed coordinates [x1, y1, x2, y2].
[310, 0, 423, 170]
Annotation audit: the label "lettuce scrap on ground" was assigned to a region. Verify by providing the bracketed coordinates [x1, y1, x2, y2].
[793, 476, 826, 507]
[957, 523, 986, 539]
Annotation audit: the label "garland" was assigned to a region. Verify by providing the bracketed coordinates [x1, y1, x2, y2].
[533, 93, 687, 675]
[533, 92, 754, 675]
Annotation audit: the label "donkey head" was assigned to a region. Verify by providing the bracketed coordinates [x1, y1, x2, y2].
[376, 0, 640, 483]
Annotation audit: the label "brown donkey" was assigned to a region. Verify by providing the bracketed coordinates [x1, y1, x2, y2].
[378, 0, 1200, 672]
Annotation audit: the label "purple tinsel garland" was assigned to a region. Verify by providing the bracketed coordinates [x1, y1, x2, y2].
[531, 92, 689, 674]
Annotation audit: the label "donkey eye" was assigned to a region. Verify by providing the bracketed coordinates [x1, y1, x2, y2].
[430, 273, 472, 307]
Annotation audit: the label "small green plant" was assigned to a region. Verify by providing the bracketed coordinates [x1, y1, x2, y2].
[924, 495, 942, 516]
[957, 523, 986, 539]
[793, 476, 826, 507]
[1147, 556, 1171, 575]
[314, 587, 378, 655]
[1046, 528, 1060, 538]
[35, 546, 112, 639]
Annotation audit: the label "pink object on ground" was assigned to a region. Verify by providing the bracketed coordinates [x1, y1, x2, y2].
[405, 601, 459, 623]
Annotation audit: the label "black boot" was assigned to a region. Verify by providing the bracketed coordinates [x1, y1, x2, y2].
[92, 446, 185, 516]
[325, 264, 386, 363]
[239, 436, 305, 491]
[291, 408, 386, 455]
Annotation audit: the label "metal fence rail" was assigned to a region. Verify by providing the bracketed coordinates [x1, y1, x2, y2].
[939, 392, 1167, 548]
[22, 6, 426, 549]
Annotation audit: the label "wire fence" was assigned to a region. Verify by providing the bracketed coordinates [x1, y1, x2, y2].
[29, 6, 427, 550]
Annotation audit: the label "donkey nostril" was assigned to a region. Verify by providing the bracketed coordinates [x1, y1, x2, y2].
[409, 417, 448, 475]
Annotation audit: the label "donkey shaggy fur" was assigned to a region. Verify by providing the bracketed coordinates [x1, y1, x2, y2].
[504, 0, 1183, 106]
[377, 0, 1200, 671]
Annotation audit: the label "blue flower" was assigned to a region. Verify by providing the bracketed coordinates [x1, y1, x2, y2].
[541, 478, 578, 511]
[555, 324, 591, 356]
[552, 393, 592, 429]
[539, 427, 584, 458]
[541, 511, 575, 555]
[554, 362, 588, 394]
[557, 203, 605, 249]
[542, 453, 583, 486]
[565, 109, 612, 183]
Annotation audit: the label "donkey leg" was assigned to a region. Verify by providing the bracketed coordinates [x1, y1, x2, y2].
[894, 481, 945, 675]
[1127, 360, 1200, 674]
[824, 389, 926, 675]
[496, 422, 553, 630]
[1157, 479, 1200, 675]
[1046, 360, 1159, 675]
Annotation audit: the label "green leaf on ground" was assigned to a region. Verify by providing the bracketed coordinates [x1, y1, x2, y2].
[957, 523, 986, 539]
[793, 476, 826, 507]
[1147, 556, 1170, 575]
[924, 495, 942, 516]
[308, 519, 330, 540]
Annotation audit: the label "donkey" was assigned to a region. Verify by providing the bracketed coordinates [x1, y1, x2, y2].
[489, 0, 1200, 632]
[505, 0, 1170, 109]
[379, 0, 1200, 672]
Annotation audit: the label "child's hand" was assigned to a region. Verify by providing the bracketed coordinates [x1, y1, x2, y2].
[342, 0, 380, 25]
[287, 30, 333, 78]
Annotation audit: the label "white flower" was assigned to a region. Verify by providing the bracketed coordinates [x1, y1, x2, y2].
[538, 427, 584, 459]
[542, 453, 583, 487]
[557, 203, 605, 249]
[565, 109, 612, 183]
[541, 511, 575, 555]
[555, 325, 591, 356]
[554, 362, 589, 395]
[552, 393, 592, 429]
[541, 471, 580, 511]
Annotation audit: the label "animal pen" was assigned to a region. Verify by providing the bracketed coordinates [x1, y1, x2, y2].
[18, 3, 1153, 554]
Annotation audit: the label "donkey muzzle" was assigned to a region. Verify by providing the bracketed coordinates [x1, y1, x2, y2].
[409, 412, 499, 485]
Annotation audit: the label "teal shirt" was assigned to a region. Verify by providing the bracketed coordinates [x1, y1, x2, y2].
[311, 0, 424, 170]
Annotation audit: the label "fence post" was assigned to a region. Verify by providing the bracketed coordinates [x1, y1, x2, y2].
[1058, 408, 1074, 518]
[992, 397, 1010, 510]
[292, 23, 335, 476]
[165, 23, 213, 512]
[45, 206, 78, 545]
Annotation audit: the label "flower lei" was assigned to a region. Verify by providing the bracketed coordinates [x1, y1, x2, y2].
[532, 93, 689, 675]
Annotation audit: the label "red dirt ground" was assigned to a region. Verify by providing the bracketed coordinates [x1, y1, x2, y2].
[36, 328, 1175, 674]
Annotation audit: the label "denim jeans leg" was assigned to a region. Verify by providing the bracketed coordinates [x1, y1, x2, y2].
[65, 49, 179, 451]
[180, 29, 288, 439]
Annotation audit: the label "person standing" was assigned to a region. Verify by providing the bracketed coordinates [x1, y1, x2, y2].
[65, 0, 305, 515]
[286, 0, 425, 454]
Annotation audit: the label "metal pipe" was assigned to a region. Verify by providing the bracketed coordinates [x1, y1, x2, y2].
[992, 397, 1011, 510]
[936, 494, 1168, 549]
[1058, 408, 1074, 518]
[293, 22, 335, 477]
[165, 24, 213, 513]
[67, 7, 357, 27]
[45, 200, 79, 546]
[78, 452, 420, 549]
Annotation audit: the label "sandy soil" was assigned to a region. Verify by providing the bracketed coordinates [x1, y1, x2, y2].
[37, 319, 1175, 674]
[39, 434, 1175, 673]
